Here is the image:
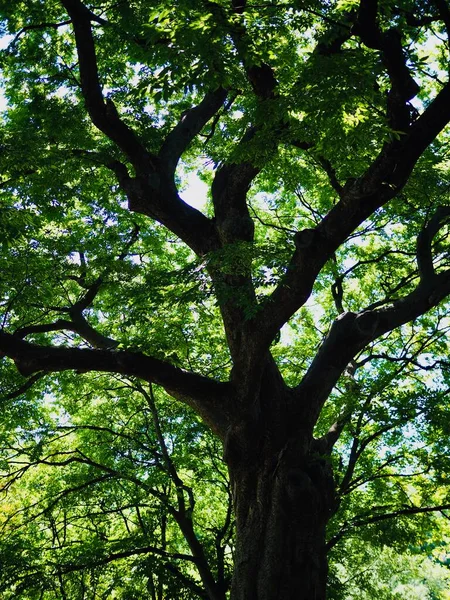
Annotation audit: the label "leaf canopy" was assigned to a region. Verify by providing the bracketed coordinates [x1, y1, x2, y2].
[1, 0, 450, 597]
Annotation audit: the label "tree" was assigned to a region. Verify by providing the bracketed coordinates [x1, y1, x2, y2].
[1, 0, 450, 597]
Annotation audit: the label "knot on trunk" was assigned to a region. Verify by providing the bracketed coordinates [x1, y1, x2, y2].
[272, 439, 337, 519]
[294, 228, 318, 249]
[223, 419, 261, 468]
[355, 311, 379, 339]
[282, 454, 335, 518]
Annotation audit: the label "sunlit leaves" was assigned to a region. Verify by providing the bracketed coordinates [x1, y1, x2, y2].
[1, 0, 450, 597]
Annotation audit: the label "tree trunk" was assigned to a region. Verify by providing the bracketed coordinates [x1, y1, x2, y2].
[226, 416, 336, 600]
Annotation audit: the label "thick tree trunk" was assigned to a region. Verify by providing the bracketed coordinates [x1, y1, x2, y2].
[225, 401, 336, 600]
[229, 449, 335, 599]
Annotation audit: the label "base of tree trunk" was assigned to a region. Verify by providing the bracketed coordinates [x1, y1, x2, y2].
[229, 438, 336, 600]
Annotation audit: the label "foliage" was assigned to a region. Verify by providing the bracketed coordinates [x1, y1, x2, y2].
[1, 0, 450, 598]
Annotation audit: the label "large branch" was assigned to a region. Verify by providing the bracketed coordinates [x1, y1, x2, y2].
[206, 1, 277, 99]
[291, 208, 450, 433]
[0, 332, 231, 439]
[212, 159, 258, 245]
[61, 0, 155, 173]
[99, 159, 220, 256]
[244, 79, 450, 366]
[295, 270, 450, 429]
[14, 318, 118, 350]
[61, 0, 220, 257]
[353, 0, 419, 130]
[159, 87, 228, 176]
[206, 126, 261, 358]
[228, 1, 278, 100]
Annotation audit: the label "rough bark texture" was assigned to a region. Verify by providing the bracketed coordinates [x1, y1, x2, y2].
[229, 446, 335, 600]
[224, 366, 336, 600]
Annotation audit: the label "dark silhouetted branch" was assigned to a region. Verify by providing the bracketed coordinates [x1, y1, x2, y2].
[0, 331, 231, 438]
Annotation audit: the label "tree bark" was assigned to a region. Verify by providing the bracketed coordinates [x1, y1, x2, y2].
[225, 388, 336, 600]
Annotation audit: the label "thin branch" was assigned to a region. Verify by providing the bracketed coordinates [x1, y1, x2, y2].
[433, 0, 450, 44]
[248, 204, 296, 235]
[0, 373, 44, 401]
[314, 155, 344, 196]
[134, 382, 224, 599]
[327, 502, 450, 550]
[58, 544, 198, 574]
[353, 0, 419, 130]
[10, 21, 72, 47]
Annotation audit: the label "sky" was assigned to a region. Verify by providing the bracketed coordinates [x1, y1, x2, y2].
[181, 172, 209, 211]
